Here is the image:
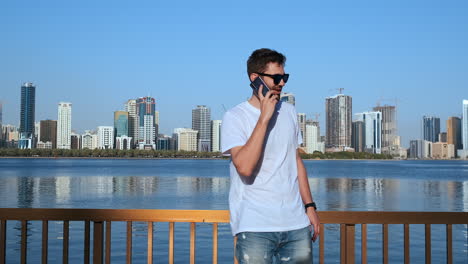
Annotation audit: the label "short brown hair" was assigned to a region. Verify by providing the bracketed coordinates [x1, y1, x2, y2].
[247, 48, 286, 77]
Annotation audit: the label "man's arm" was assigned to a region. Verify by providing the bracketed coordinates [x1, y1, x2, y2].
[296, 149, 321, 241]
[230, 88, 277, 177]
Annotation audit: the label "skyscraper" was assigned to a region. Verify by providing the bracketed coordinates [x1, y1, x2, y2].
[136, 97, 157, 150]
[463, 100, 468, 150]
[192, 105, 211, 152]
[114, 111, 129, 137]
[355, 111, 382, 154]
[19, 82, 36, 149]
[373, 105, 398, 153]
[352, 120, 365, 152]
[325, 94, 352, 148]
[211, 120, 222, 152]
[124, 99, 138, 148]
[280, 92, 295, 105]
[297, 113, 306, 146]
[447, 117, 462, 151]
[422, 116, 440, 143]
[57, 102, 72, 149]
[40, 120, 57, 149]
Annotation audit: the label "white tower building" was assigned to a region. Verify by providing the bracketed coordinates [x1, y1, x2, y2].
[211, 120, 222, 152]
[57, 102, 72, 149]
[97, 126, 114, 149]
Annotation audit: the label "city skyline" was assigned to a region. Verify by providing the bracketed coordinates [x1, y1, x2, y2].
[1, 1, 468, 148]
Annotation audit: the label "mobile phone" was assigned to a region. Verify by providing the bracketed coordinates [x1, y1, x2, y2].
[250, 77, 270, 97]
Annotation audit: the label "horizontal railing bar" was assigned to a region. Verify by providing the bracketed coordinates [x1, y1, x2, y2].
[0, 209, 230, 223]
[0, 209, 467, 224]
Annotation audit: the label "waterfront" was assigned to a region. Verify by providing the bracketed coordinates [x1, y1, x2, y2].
[0, 159, 467, 263]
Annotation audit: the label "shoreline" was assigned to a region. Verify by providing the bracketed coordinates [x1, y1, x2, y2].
[0, 156, 465, 161]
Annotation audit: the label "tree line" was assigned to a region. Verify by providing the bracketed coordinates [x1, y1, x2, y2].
[0, 148, 393, 159]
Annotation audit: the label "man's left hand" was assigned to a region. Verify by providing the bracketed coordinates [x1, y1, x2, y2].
[306, 208, 320, 242]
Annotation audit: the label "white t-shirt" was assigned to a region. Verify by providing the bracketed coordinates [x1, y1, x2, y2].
[221, 101, 310, 235]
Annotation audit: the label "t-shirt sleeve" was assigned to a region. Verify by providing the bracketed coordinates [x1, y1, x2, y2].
[221, 111, 247, 156]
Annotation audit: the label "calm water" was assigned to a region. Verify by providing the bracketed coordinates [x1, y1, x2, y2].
[0, 159, 467, 263]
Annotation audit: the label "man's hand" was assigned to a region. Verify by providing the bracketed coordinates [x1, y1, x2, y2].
[257, 85, 278, 124]
[306, 207, 321, 242]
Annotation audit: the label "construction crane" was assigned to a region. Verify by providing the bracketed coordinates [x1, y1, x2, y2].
[328, 88, 345, 95]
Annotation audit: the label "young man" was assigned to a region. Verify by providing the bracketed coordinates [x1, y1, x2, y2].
[221, 48, 320, 264]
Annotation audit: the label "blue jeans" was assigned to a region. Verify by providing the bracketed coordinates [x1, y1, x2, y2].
[235, 226, 313, 264]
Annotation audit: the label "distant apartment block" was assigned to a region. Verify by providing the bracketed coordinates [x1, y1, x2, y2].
[211, 120, 222, 152]
[326, 94, 352, 148]
[57, 102, 72, 149]
[373, 105, 399, 154]
[156, 135, 171, 151]
[297, 113, 306, 146]
[81, 130, 97, 149]
[124, 99, 138, 148]
[173, 128, 198, 151]
[280, 92, 295, 105]
[352, 120, 365, 152]
[71, 133, 80, 149]
[447, 117, 462, 151]
[97, 126, 114, 149]
[40, 120, 57, 149]
[136, 97, 157, 150]
[192, 105, 211, 152]
[432, 142, 455, 159]
[305, 122, 324, 154]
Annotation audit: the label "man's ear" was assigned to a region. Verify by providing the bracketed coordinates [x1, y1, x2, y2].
[249, 73, 258, 82]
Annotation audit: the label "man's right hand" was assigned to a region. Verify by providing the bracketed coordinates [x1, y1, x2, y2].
[258, 85, 278, 124]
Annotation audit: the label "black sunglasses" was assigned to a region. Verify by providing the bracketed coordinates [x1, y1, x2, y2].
[255, 72, 289, 85]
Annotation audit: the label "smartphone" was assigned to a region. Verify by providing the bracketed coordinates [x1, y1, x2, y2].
[250, 77, 270, 97]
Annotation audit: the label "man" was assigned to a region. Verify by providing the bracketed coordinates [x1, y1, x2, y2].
[221, 48, 320, 264]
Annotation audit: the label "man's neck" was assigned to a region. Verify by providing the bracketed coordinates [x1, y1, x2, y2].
[248, 94, 261, 109]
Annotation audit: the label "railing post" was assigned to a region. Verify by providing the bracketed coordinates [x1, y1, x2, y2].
[341, 224, 355, 264]
[93, 221, 104, 264]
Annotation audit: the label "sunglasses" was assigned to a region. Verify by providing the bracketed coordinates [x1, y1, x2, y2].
[255, 72, 289, 85]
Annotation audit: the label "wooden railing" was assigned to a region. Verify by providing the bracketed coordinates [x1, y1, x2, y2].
[0, 209, 467, 264]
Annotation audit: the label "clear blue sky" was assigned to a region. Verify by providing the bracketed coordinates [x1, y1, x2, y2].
[1, 0, 467, 147]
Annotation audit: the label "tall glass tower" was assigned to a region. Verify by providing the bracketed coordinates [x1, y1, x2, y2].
[19, 82, 36, 149]
[422, 116, 440, 143]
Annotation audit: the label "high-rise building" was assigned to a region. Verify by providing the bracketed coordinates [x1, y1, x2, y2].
[39, 120, 57, 149]
[305, 122, 320, 154]
[355, 111, 382, 154]
[34, 121, 40, 148]
[423, 116, 440, 143]
[57, 102, 72, 149]
[352, 120, 365, 152]
[211, 120, 222, 152]
[280, 92, 295, 105]
[114, 111, 129, 137]
[0, 101, 3, 146]
[373, 105, 398, 153]
[447, 117, 462, 151]
[173, 128, 198, 151]
[463, 100, 468, 150]
[124, 99, 138, 148]
[136, 97, 157, 150]
[19, 82, 36, 149]
[192, 105, 211, 152]
[297, 113, 306, 146]
[326, 94, 352, 148]
[97, 126, 114, 149]
[409, 139, 432, 159]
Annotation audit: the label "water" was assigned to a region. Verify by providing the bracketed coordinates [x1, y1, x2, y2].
[0, 159, 467, 263]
